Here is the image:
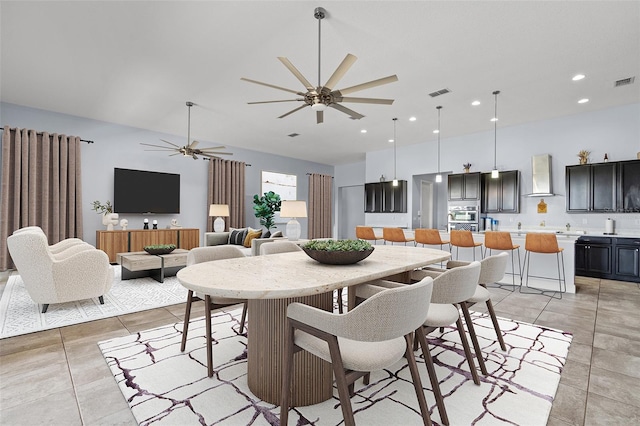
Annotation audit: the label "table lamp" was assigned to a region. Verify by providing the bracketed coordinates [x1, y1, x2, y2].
[280, 200, 307, 241]
[209, 204, 230, 232]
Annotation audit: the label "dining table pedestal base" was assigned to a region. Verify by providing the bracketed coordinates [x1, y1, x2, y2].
[248, 293, 333, 406]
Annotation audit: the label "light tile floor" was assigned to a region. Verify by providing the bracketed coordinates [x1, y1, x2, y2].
[0, 275, 639, 425]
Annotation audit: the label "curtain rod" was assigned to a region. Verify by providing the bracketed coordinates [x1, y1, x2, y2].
[201, 157, 251, 166]
[1, 127, 94, 144]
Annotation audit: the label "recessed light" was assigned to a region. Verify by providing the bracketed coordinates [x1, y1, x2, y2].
[578, 98, 589, 104]
[572, 74, 586, 81]
[490, 117, 498, 122]
[433, 129, 439, 134]
[471, 100, 481, 106]
[388, 139, 394, 143]
[409, 116, 417, 122]
[360, 129, 367, 133]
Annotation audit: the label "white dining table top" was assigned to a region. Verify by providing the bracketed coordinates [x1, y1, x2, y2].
[177, 245, 451, 300]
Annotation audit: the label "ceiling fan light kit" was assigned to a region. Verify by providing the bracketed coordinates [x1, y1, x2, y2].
[140, 102, 232, 160]
[241, 7, 398, 123]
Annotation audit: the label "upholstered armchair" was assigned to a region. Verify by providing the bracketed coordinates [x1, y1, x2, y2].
[13, 226, 93, 257]
[7, 231, 113, 313]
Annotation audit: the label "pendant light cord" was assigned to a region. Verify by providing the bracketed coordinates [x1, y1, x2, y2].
[493, 91, 500, 169]
[436, 106, 442, 174]
[393, 117, 398, 180]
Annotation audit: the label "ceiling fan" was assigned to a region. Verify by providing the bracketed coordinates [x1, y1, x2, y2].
[241, 7, 398, 124]
[140, 102, 232, 160]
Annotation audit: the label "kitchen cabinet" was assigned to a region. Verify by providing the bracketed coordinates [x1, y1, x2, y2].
[364, 180, 407, 213]
[481, 170, 520, 213]
[448, 172, 480, 201]
[619, 160, 640, 212]
[566, 162, 617, 212]
[575, 236, 640, 283]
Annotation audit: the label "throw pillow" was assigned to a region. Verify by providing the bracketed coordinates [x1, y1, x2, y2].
[271, 230, 283, 237]
[244, 229, 263, 248]
[228, 228, 248, 245]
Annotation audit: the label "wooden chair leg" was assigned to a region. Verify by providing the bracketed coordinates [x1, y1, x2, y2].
[486, 299, 507, 351]
[456, 317, 480, 385]
[279, 320, 295, 426]
[327, 336, 356, 426]
[239, 302, 248, 334]
[404, 334, 433, 426]
[337, 288, 344, 314]
[460, 302, 488, 375]
[180, 290, 194, 352]
[205, 295, 213, 378]
[416, 327, 449, 425]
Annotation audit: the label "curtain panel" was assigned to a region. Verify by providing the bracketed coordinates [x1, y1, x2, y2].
[0, 127, 83, 271]
[207, 158, 246, 232]
[308, 173, 332, 239]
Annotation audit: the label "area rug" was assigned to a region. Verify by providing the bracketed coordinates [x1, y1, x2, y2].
[0, 267, 187, 339]
[99, 308, 572, 425]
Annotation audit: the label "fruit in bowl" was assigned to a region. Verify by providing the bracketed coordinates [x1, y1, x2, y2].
[301, 239, 374, 265]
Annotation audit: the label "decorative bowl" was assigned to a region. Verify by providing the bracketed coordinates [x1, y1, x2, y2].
[144, 244, 176, 255]
[302, 247, 374, 265]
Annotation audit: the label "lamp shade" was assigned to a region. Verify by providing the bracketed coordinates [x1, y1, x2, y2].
[209, 204, 229, 217]
[280, 200, 307, 218]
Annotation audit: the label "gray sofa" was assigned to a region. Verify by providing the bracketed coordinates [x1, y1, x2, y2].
[203, 231, 286, 256]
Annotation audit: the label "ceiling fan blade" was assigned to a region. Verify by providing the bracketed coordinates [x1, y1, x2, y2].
[188, 140, 199, 149]
[169, 152, 182, 156]
[199, 152, 234, 158]
[336, 96, 395, 105]
[140, 143, 177, 150]
[316, 110, 324, 124]
[159, 138, 183, 148]
[323, 54, 357, 90]
[247, 99, 303, 105]
[336, 75, 399, 96]
[240, 77, 304, 95]
[277, 57, 315, 92]
[278, 104, 309, 119]
[197, 146, 227, 152]
[144, 148, 178, 152]
[329, 103, 365, 120]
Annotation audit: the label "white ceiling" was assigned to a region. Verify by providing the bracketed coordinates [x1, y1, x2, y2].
[1, 1, 639, 166]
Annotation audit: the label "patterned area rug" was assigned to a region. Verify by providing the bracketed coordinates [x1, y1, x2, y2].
[99, 307, 571, 425]
[0, 267, 187, 339]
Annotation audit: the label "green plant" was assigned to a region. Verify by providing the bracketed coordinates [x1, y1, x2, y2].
[252, 191, 281, 230]
[91, 200, 113, 214]
[303, 239, 373, 252]
[144, 244, 176, 250]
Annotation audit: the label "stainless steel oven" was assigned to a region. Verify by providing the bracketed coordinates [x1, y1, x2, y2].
[447, 204, 480, 232]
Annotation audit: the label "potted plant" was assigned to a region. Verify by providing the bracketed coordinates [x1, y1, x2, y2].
[301, 239, 374, 265]
[463, 163, 472, 173]
[252, 191, 281, 236]
[577, 150, 590, 165]
[92, 200, 118, 231]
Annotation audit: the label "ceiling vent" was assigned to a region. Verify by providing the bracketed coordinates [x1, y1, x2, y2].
[614, 77, 635, 87]
[287, 133, 300, 137]
[428, 88, 451, 98]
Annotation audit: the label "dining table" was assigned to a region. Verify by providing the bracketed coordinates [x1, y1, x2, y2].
[176, 244, 451, 406]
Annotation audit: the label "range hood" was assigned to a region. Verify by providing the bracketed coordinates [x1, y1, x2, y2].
[525, 154, 556, 197]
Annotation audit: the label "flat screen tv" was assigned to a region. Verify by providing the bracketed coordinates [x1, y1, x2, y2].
[113, 168, 180, 214]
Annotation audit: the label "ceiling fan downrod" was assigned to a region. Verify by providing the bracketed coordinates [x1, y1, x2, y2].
[315, 7, 326, 89]
[186, 101, 194, 152]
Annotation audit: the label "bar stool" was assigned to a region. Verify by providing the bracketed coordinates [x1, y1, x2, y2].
[414, 228, 451, 251]
[450, 230, 483, 260]
[521, 233, 566, 299]
[382, 227, 415, 246]
[483, 231, 521, 290]
[355, 226, 384, 244]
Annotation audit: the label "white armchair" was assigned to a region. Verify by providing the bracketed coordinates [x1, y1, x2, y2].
[7, 231, 113, 313]
[13, 226, 93, 256]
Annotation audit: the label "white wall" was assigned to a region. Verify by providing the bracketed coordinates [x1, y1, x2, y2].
[0, 102, 334, 245]
[336, 103, 640, 235]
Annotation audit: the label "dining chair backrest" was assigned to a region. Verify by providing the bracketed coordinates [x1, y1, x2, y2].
[383, 227, 408, 243]
[187, 245, 245, 265]
[450, 230, 477, 247]
[355, 226, 377, 240]
[415, 229, 444, 245]
[260, 241, 302, 255]
[525, 233, 561, 254]
[484, 231, 515, 250]
[478, 252, 509, 285]
[288, 276, 433, 342]
[429, 261, 481, 304]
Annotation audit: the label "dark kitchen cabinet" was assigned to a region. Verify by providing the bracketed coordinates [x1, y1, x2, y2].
[566, 162, 616, 212]
[448, 172, 480, 201]
[619, 160, 640, 212]
[481, 170, 520, 213]
[364, 181, 407, 213]
[575, 237, 613, 278]
[614, 238, 640, 282]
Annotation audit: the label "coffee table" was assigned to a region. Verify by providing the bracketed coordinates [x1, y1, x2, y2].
[116, 249, 188, 283]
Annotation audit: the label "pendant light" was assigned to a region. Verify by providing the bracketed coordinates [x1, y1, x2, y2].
[491, 90, 500, 179]
[392, 117, 399, 186]
[435, 106, 443, 183]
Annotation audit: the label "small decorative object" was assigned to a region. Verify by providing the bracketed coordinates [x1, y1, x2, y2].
[302, 239, 374, 265]
[152, 219, 158, 230]
[209, 204, 230, 233]
[119, 219, 128, 230]
[517, 222, 521, 230]
[143, 244, 176, 255]
[463, 163, 472, 173]
[537, 199, 547, 214]
[577, 150, 590, 165]
[379, 174, 385, 182]
[169, 218, 182, 229]
[637, 152, 640, 159]
[143, 218, 149, 230]
[604, 153, 609, 163]
[566, 223, 571, 232]
[92, 200, 118, 230]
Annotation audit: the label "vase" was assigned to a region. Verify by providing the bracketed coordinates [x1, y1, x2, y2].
[463, 168, 470, 174]
[579, 157, 588, 165]
[102, 213, 119, 231]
